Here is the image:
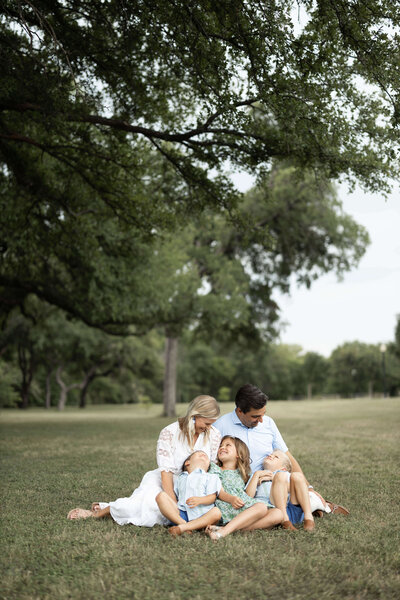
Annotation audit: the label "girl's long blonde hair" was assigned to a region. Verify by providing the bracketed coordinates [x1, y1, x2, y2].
[217, 435, 251, 483]
[178, 395, 220, 448]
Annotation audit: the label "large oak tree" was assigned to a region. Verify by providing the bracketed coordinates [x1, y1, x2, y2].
[1, 1, 399, 328]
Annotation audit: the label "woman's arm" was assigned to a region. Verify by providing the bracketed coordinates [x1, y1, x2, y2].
[161, 471, 176, 501]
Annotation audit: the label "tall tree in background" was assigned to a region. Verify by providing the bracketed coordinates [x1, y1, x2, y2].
[156, 165, 369, 414]
[1, 1, 399, 329]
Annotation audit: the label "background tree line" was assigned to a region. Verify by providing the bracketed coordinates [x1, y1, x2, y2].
[1, 307, 399, 409]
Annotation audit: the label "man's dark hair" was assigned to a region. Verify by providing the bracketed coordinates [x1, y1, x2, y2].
[235, 384, 268, 413]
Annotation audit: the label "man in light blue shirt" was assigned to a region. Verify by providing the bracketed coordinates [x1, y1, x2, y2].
[214, 383, 298, 473]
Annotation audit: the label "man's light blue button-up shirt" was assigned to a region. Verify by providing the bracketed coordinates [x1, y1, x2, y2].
[213, 410, 288, 472]
[174, 468, 222, 520]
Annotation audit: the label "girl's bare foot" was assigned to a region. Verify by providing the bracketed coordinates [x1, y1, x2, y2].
[91, 503, 101, 512]
[205, 525, 221, 533]
[208, 529, 224, 540]
[67, 508, 93, 520]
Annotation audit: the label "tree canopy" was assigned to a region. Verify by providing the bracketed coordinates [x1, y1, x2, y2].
[1, 1, 399, 327]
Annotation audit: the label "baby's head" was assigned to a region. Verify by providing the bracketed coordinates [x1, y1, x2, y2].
[263, 450, 292, 473]
[182, 450, 210, 473]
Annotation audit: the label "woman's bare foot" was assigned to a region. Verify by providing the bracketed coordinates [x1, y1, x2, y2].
[67, 508, 93, 520]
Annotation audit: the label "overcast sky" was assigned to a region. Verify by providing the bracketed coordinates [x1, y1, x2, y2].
[232, 174, 400, 357]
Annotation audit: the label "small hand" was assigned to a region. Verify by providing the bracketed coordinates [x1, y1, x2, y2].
[186, 496, 202, 508]
[258, 470, 274, 481]
[230, 496, 245, 509]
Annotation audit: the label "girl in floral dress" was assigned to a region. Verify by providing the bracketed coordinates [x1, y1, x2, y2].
[206, 436, 283, 539]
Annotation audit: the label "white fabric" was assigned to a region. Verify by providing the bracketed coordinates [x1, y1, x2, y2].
[99, 422, 221, 527]
[309, 490, 331, 513]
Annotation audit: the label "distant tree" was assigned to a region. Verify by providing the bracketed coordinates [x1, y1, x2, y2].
[301, 352, 329, 399]
[327, 342, 382, 397]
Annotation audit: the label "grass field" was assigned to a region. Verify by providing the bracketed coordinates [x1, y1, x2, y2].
[1, 398, 400, 600]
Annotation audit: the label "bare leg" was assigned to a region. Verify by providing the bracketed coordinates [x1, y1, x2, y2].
[240, 507, 283, 531]
[290, 472, 314, 531]
[169, 507, 221, 537]
[208, 503, 269, 539]
[92, 506, 111, 519]
[270, 472, 291, 522]
[156, 491, 186, 525]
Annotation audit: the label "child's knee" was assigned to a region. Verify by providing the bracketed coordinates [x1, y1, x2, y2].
[274, 471, 288, 483]
[291, 472, 306, 484]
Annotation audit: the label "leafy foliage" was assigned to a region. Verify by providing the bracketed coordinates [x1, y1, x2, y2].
[1, 1, 399, 327]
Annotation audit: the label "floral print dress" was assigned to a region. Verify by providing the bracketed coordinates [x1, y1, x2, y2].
[208, 462, 263, 524]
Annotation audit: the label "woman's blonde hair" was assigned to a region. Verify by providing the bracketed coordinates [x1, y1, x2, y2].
[217, 435, 251, 483]
[178, 395, 220, 448]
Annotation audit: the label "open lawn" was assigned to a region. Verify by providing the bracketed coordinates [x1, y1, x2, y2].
[1, 398, 400, 600]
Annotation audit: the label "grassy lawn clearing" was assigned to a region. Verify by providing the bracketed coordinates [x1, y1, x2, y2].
[1, 398, 399, 600]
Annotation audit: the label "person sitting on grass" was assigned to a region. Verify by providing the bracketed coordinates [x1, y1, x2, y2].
[246, 449, 315, 531]
[156, 450, 222, 536]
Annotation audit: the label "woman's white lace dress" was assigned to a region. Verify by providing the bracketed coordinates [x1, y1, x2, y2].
[98, 422, 221, 526]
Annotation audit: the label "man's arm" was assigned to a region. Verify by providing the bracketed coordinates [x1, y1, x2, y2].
[285, 451, 309, 485]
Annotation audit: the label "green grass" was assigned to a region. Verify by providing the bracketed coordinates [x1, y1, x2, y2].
[1, 398, 400, 600]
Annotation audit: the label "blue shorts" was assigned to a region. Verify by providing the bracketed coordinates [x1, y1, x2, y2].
[287, 502, 304, 524]
[169, 509, 189, 526]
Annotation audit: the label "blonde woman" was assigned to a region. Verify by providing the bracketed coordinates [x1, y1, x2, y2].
[67, 395, 221, 527]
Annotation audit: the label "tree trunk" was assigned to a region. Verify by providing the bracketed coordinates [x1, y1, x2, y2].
[45, 369, 53, 409]
[56, 365, 82, 411]
[79, 361, 117, 408]
[368, 380, 373, 398]
[307, 382, 313, 400]
[18, 344, 34, 409]
[163, 336, 178, 417]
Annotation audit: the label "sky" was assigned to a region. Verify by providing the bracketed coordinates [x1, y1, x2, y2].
[232, 173, 400, 357]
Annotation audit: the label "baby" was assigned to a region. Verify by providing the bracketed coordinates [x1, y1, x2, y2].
[156, 450, 222, 536]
